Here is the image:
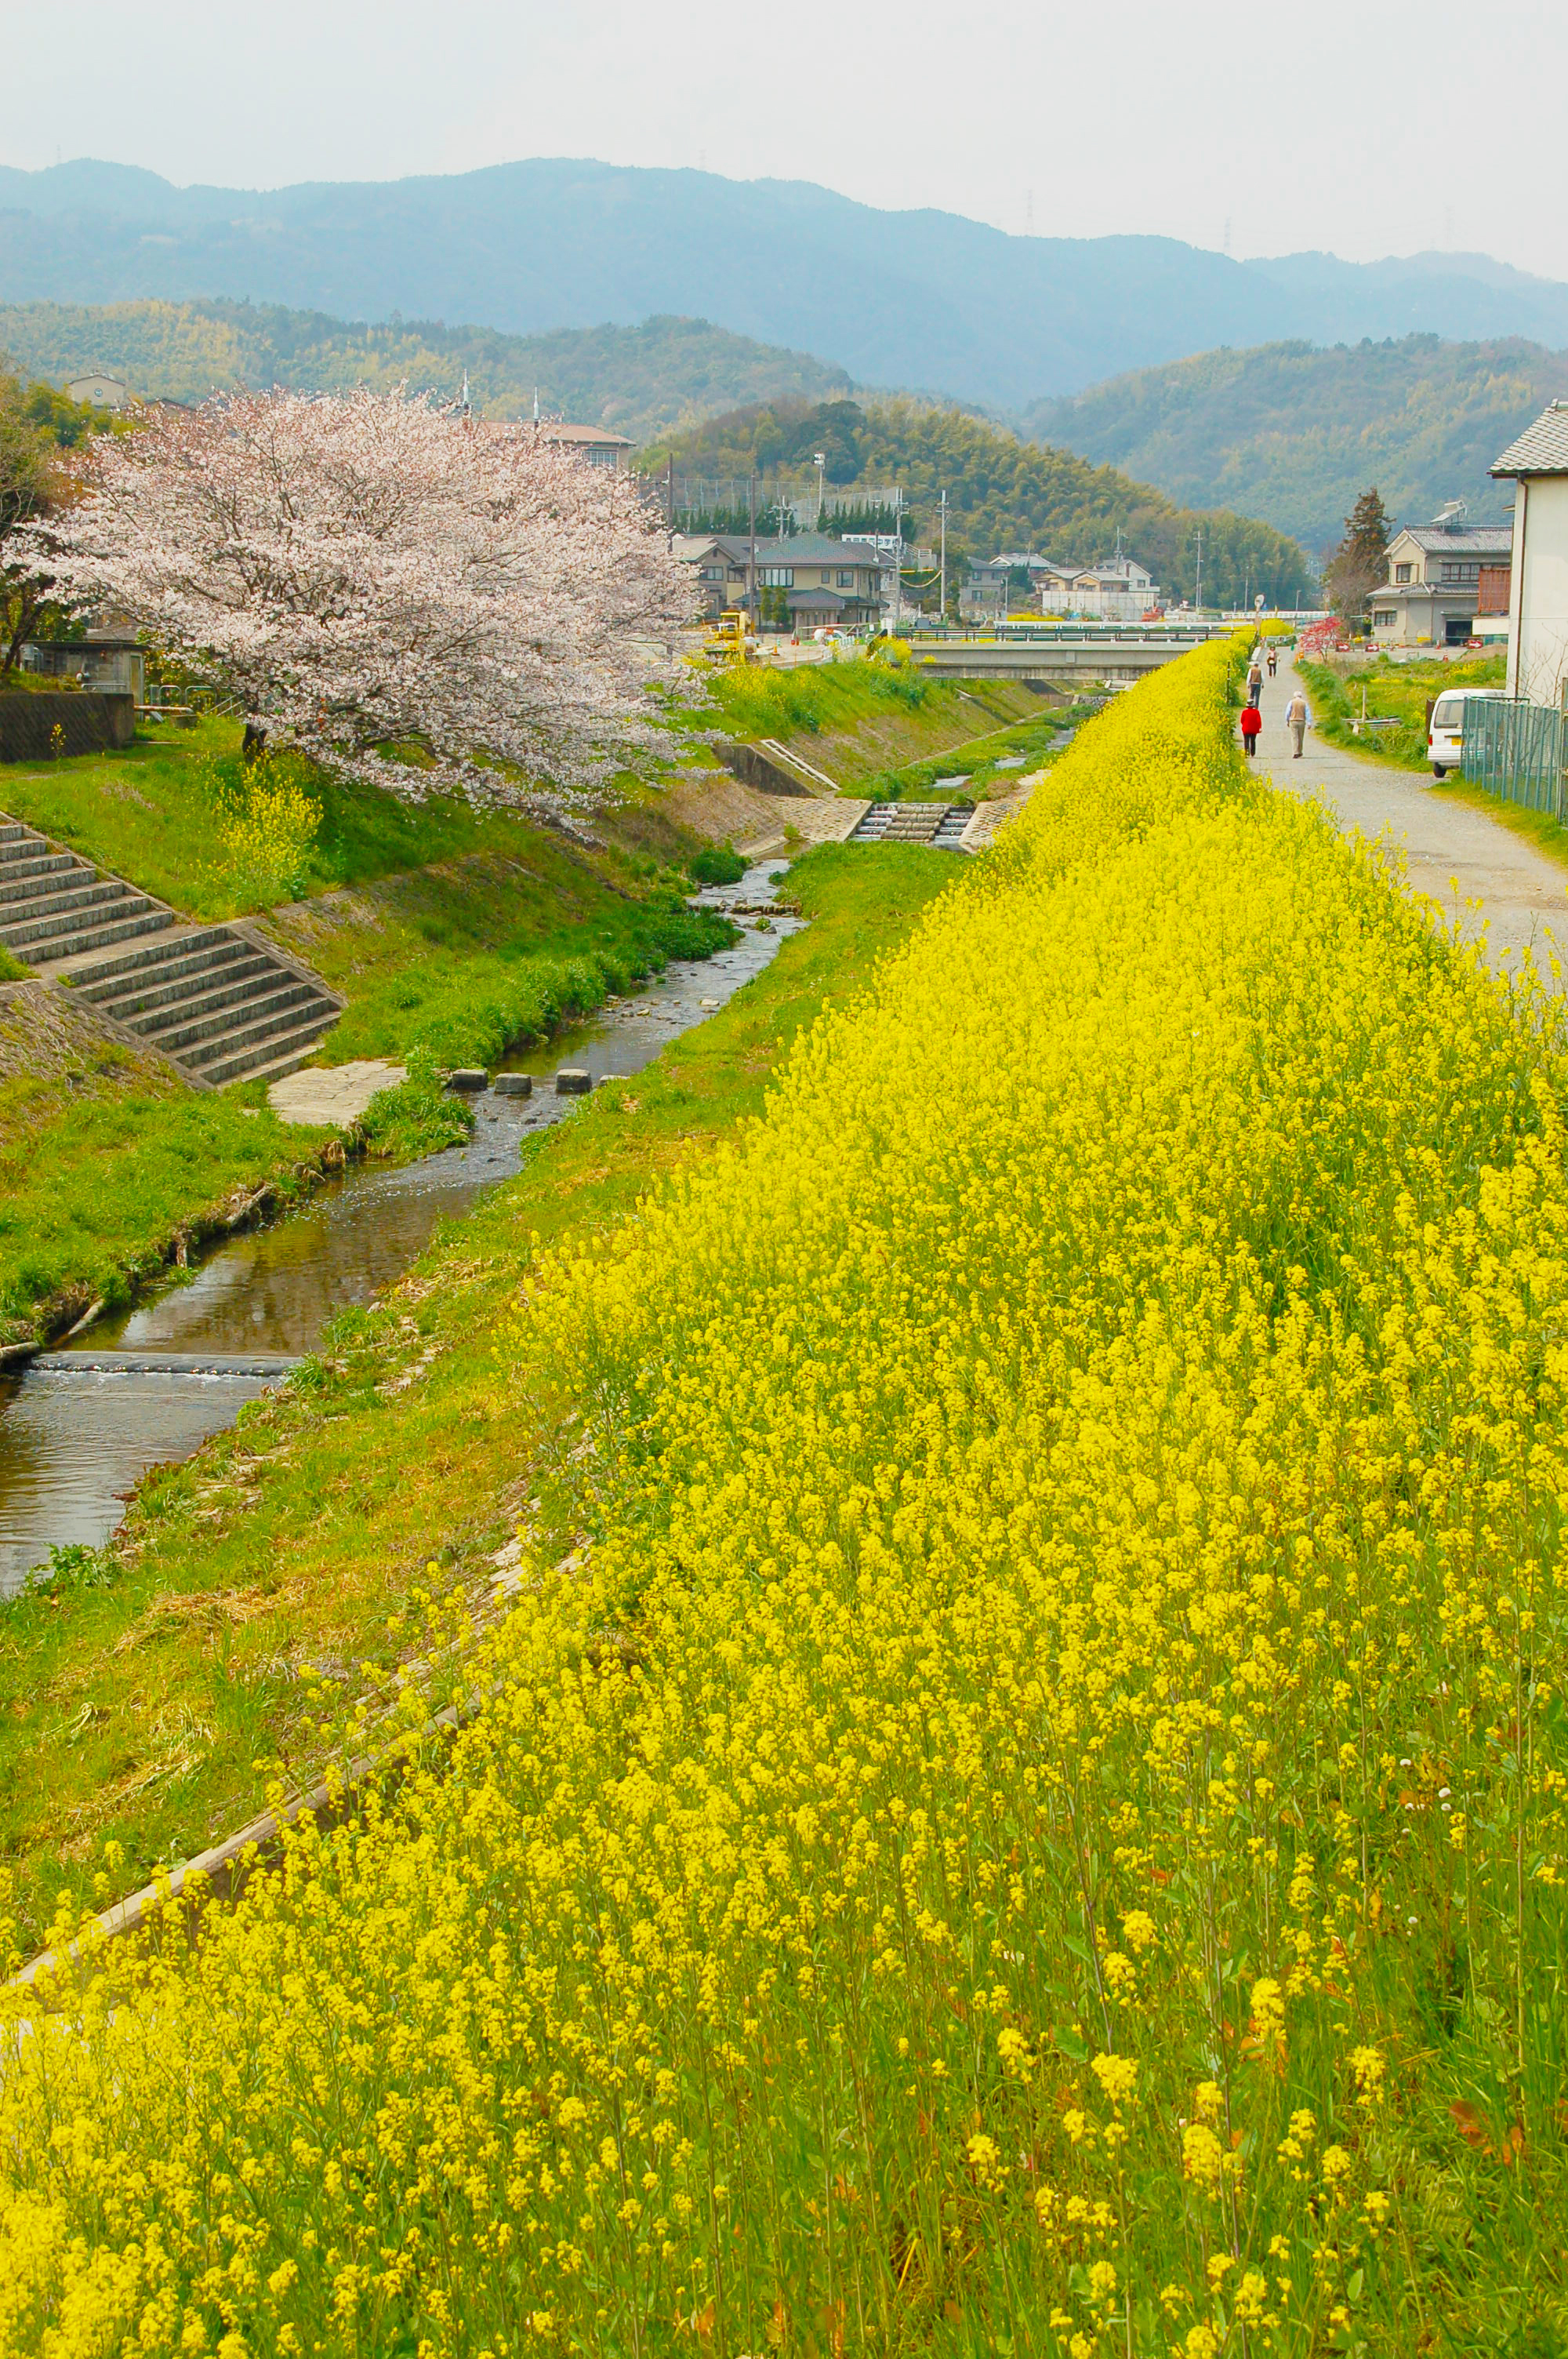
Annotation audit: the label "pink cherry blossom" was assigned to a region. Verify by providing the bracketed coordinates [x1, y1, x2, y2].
[22, 388, 691, 808]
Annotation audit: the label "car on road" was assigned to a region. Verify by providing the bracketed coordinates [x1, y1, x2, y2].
[1428, 685, 1504, 779]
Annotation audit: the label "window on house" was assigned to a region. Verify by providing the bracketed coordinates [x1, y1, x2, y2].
[837, 571, 855, 588]
[760, 567, 794, 588]
[1440, 562, 1479, 584]
[1395, 563, 1413, 583]
[1374, 610, 1397, 627]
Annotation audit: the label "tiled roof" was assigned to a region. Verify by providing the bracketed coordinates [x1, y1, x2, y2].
[1491, 402, 1568, 476]
[1399, 525, 1514, 554]
[537, 420, 634, 449]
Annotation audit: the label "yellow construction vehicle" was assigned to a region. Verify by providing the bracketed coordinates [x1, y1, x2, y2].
[703, 609, 754, 664]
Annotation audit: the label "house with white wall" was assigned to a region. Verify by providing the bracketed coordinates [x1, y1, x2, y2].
[1366, 512, 1513, 649]
[1490, 403, 1568, 702]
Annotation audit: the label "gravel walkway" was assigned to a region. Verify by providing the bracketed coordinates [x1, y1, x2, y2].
[1268, 659, 1567, 975]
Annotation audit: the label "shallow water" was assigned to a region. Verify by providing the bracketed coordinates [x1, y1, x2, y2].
[0, 863, 798, 1591]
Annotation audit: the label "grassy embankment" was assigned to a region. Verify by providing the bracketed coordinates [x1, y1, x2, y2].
[1298, 649, 1504, 773]
[0, 714, 735, 1344]
[704, 650, 1044, 791]
[0, 843, 956, 1950]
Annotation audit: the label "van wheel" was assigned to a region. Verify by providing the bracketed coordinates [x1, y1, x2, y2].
[1432, 764, 1447, 780]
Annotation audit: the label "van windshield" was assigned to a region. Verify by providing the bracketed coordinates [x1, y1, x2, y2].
[1431, 696, 1465, 730]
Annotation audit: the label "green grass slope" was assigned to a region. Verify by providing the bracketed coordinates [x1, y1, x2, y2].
[1025, 333, 1568, 552]
[0, 298, 853, 444]
[644, 395, 1316, 607]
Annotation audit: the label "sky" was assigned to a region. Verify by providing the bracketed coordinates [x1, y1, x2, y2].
[3, 0, 1566, 280]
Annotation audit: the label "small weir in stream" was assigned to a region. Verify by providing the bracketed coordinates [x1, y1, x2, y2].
[0, 863, 800, 1594]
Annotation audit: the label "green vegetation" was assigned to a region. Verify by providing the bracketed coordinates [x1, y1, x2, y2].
[0, 717, 599, 920]
[0, 1020, 336, 1344]
[1299, 650, 1505, 772]
[1024, 333, 1561, 551]
[0, 298, 852, 446]
[686, 842, 746, 886]
[704, 649, 1042, 786]
[0, 843, 956, 1953]
[1430, 772, 1568, 877]
[644, 394, 1317, 606]
[862, 697, 1096, 801]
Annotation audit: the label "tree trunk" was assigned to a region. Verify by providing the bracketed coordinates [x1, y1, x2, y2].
[241, 721, 268, 762]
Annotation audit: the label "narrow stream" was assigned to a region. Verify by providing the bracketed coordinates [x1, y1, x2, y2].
[0, 863, 799, 1594]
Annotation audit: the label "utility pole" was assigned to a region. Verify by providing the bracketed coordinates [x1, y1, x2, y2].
[1193, 527, 1203, 616]
[814, 453, 826, 529]
[747, 471, 757, 632]
[939, 489, 947, 627]
[666, 455, 674, 553]
[891, 489, 903, 632]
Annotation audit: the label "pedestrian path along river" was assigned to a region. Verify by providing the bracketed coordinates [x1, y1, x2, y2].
[1271, 657, 1568, 972]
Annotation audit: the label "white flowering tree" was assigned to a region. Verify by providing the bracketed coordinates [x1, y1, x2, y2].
[25, 388, 690, 805]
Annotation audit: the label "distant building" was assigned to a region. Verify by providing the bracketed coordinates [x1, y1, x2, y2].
[1036, 555, 1160, 623]
[672, 533, 882, 628]
[1365, 507, 1512, 649]
[64, 374, 131, 411]
[1490, 405, 1568, 698]
[535, 421, 635, 470]
[20, 624, 145, 703]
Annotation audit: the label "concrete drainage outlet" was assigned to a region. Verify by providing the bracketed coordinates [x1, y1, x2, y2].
[554, 1069, 592, 1096]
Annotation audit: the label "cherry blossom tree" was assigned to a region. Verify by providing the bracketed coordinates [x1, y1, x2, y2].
[23, 388, 691, 805]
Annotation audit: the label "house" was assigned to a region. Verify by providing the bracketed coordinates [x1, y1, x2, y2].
[956, 553, 1075, 623]
[19, 625, 145, 703]
[672, 534, 882, 628]
[65, 373, 131, 411]
[1039, 556, 1159, 623]
[535, 421, 635, 470]
[1490, 404, 1568, 699]
[1365, 507, 1513, 649]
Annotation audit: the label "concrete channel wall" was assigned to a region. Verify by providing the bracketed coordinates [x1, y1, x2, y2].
[0, 691, 136, 762]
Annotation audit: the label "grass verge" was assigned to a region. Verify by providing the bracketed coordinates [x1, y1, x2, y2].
[0, 842, 957, 1952]
[1299, 650, 1504, 774]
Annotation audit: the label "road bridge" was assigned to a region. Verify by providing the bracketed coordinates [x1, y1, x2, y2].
[907, 622, 1239, 688]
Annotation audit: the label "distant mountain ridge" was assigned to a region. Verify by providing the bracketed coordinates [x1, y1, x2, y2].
[6, 158, 1568, 409]
[1027, 334, 1568, 551]
[0, 298, 852, 444]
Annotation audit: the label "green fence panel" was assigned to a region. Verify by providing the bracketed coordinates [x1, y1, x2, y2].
[1461, 697, 1564, 815]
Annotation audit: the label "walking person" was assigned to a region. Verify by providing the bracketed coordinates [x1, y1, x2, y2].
[1267, 647, 1278, 679]
[1241, 697, 1262, 758]
[1247, 653, 1264, 703]
[1285, 683, 1308, 758]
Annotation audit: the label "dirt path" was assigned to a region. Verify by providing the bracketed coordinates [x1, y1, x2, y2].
[1269, 658, 1568, 973]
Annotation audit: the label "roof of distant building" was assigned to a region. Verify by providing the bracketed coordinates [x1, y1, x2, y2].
[1491, 402, 1568, 478]
[1396, 525, 1514, 554]
[535, 420, 635, 451]
[674, 533, 880, 567]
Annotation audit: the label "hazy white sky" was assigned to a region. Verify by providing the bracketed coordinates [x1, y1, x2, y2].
[3, 0, 1563, 278]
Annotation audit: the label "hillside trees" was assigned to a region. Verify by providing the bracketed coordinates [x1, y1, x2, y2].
[1323, 485, 1392, 619]
[0, 365, 61, 674]
[26, 388, 689, 805]
[644, 397, 1317, 605]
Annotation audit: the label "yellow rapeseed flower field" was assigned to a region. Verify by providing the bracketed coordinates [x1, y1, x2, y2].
[2, 638, 1565, 2355]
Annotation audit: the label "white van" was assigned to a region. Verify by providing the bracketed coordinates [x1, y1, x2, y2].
[1428, 686, 1504, 779]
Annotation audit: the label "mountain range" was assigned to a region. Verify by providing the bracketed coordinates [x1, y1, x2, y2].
[8, 158, 1568, 409]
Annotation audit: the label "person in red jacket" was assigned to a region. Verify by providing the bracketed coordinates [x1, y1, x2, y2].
[1240, 700, 1262, 756]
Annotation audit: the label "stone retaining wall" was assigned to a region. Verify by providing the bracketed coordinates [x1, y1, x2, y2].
[0, 692, 136, 763]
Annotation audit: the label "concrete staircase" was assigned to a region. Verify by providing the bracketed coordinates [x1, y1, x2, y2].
[0, 816, 342, 1089]
[848, 800, 974, 849]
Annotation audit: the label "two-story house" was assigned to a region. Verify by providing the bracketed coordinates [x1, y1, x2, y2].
[1490, 403, 1568, 699]
[1036, 555, 1159, 623]
[1367, 510, 1513, 648]
[672, 534, 882, 629]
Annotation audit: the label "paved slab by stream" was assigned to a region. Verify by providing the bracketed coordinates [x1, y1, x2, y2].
[268, 1059, 406, 1125]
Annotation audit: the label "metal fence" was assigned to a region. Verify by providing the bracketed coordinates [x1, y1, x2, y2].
[1461, 696, 1564, 816]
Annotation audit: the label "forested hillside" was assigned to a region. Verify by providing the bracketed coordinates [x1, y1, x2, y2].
[0, 299, 851, 443]
[645, 398, 1317, 606]
[1027, 334, 1568, 550]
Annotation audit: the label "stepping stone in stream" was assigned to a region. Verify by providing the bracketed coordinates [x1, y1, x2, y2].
[493, 1074, 532, 1098]
[447, 1068, 488, 1092]
[555, 1069, 592, 1095]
